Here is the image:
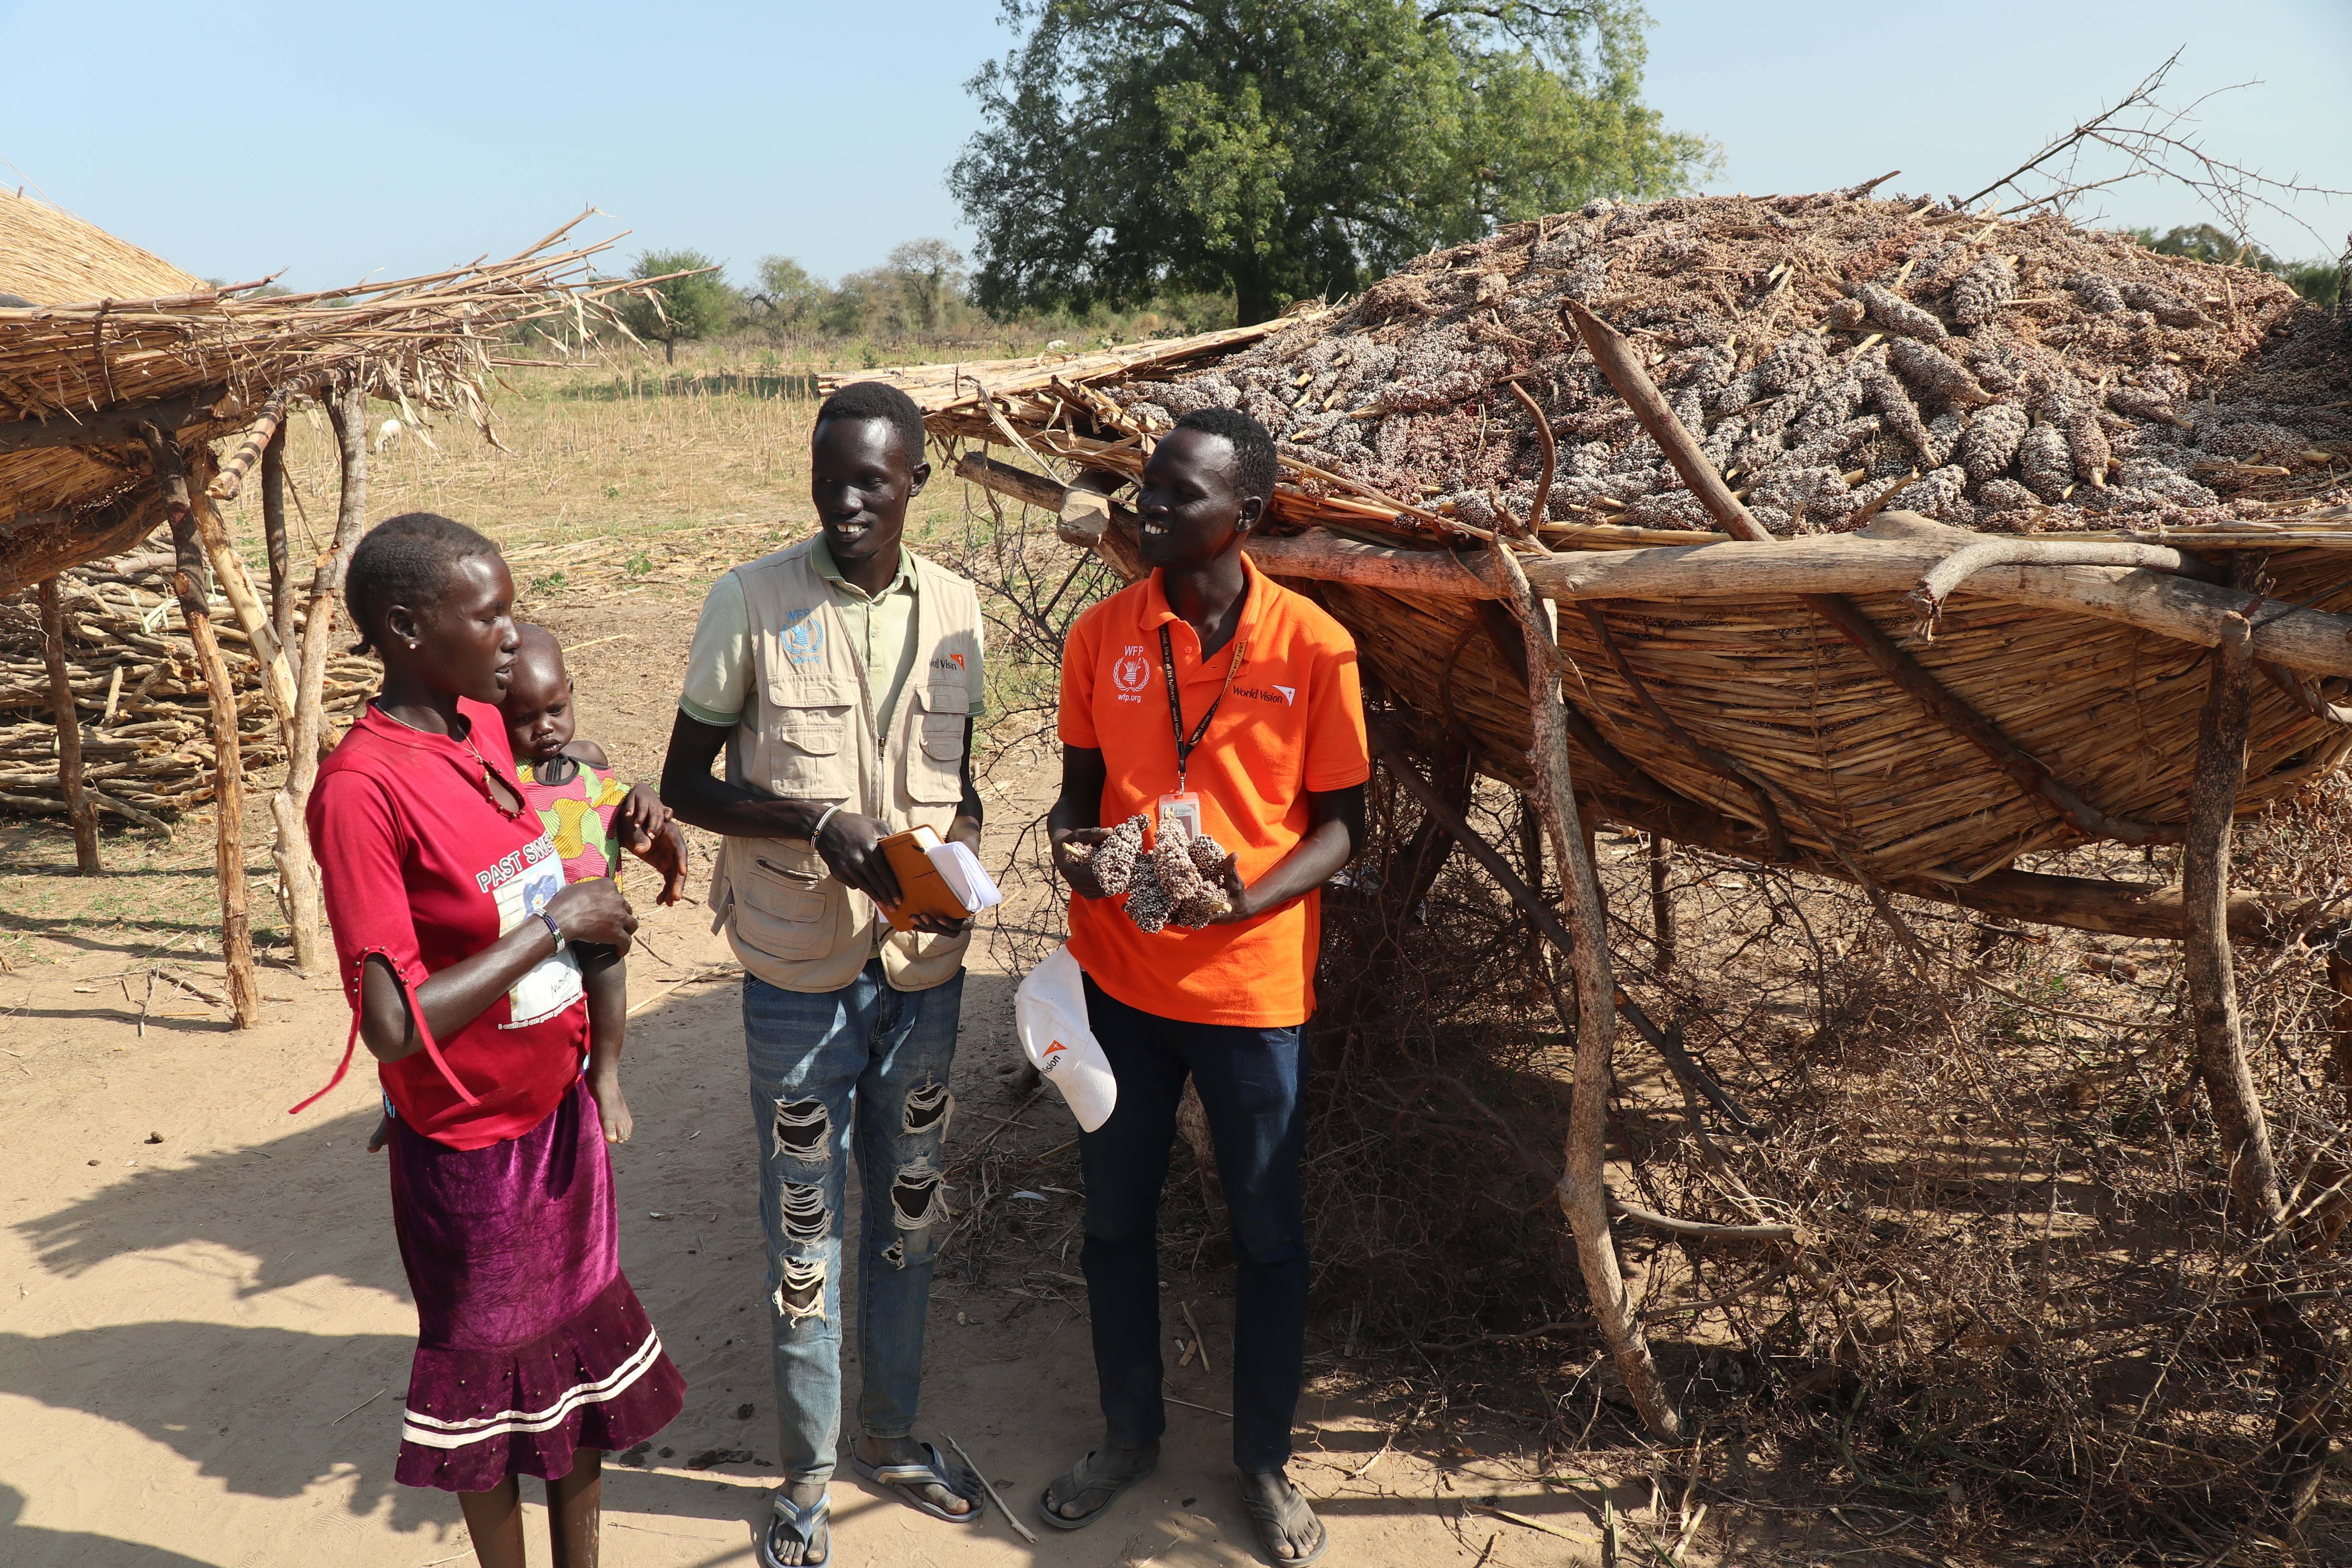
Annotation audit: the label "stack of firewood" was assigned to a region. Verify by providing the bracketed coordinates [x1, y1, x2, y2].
[0, 559, 373, 826]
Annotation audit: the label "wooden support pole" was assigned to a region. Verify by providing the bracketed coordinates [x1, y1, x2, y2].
[2181, 612, 2283, 1226]
[1491, 538, 1683, 1441]
[271, 385, 370, 977]
[184, 450, 299, 752]
[204, 386, 310, 503]
[261, 422, 294, 654]
[37, 575, 101, 873]
[161, 491, 261, 1029]
[1649, 836, 1675, 975]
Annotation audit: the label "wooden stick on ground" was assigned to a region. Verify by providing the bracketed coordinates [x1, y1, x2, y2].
[147, 433, 260, 1029]
[2181, 610, 2283, 1226]
[1490, 535, 1683, 1442]
[37, 575, 100, 873]
[941, 1433, 1038, 1546]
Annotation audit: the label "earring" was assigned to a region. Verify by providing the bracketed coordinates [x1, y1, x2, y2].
[407, 641, 419, 651]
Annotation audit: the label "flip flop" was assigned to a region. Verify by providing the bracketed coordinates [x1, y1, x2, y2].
[851, 1441, 984, 1525]
[1241, 1479, 1329, 1566]
[756, 1490, 829, 1568]
[1037, 1446, 1159, 1532]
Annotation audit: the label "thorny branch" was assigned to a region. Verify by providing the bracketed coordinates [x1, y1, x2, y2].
[1958, 49, 2351, 252]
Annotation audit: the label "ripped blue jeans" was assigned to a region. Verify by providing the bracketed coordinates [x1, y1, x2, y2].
[745, 960, 963, 1487]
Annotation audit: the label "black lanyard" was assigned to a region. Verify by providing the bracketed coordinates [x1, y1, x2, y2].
[1160, 622, 1248, 792]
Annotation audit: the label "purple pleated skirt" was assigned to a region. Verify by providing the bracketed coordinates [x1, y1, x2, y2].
[388, 1077, 685, 1492]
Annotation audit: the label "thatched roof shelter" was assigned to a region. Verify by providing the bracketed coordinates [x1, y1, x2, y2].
[873, 193, 2352, 943]
[1, 191, 656, 1024]
[880, 192, 2352, 1437]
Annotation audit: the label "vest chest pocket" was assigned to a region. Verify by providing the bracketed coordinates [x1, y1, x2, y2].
[759, 681, 858, 802]
[906, 684, 967, 805]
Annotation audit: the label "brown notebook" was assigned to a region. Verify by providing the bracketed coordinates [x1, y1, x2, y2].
[877, 828, 973, 932]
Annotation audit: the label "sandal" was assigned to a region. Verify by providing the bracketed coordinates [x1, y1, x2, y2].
[1037, 1445, 1159, 1532]
[851, 1441, 983, 1524]
[756, 1490, 829, 1568]
[1241, 1477, 1329, 1566]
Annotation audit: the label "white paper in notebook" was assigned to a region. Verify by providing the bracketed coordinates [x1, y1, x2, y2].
[907, 826, 1004, 913]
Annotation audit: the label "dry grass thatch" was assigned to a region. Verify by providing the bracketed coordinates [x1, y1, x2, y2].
[0, 189, 200, 306]
[0, 199, 665, 592]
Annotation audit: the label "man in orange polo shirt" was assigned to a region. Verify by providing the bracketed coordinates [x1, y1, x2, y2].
[1040, 407, 1367, 1563]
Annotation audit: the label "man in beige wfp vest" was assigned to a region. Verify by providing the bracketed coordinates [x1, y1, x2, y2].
[661, 381, 985, 1566]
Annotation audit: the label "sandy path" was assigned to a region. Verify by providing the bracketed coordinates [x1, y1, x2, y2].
[0, 581, 1607, 1568]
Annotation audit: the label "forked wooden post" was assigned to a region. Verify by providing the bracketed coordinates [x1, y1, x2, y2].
[270, 385, 371, 976]
[185, 450, 299, 751]
[1491, 537, 1684, 1441]
[145, 426, 261, 1027]
[2181, 612, 2283, 1225]
[36, 575, 100, 873]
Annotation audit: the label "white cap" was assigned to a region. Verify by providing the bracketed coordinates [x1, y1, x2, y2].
[1015, 945, 1118, 1133]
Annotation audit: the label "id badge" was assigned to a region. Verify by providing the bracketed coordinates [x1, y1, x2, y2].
[1156, 791, 1203, 840]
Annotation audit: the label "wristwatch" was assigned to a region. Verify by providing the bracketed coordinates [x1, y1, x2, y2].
[537, 908, 565, 953]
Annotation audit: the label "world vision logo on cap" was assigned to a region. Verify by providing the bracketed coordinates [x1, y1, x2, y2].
[1042, 1039, 1067, 1072]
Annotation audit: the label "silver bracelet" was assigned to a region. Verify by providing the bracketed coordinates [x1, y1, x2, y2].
[810, 802, 842, 842]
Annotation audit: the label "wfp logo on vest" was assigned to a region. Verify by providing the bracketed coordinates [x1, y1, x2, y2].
[1112, 646, 1149, 704]
[779, 612, 826, 667]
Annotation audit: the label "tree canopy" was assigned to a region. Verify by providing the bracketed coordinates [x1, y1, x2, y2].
[614, 249, 732, 363]
[949, 0, 1713, 323]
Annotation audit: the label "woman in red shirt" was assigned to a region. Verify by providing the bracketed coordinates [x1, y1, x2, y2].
[298, 512, 683, 1568]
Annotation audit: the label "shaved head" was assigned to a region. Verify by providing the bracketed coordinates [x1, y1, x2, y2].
[513, 622, 566, 684]
[500, 623, 577, 763]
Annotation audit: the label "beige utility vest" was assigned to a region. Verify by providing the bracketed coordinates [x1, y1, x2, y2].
[709, 539, 982, 993]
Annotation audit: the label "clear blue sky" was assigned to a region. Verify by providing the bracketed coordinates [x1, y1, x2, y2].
[1, 1, 2345, 295]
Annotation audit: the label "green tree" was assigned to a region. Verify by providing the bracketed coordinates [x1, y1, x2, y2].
[949, 0, 1712, 324]
[2127, 223, 2272, 268]
[615, 248, 733, 363]
[748, 255, 829, 336]
[2127, 224, 2344, 309]
[886, 239, 969, 333]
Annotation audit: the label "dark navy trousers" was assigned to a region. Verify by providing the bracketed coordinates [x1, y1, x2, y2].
[1078, 976, 1309, 1472]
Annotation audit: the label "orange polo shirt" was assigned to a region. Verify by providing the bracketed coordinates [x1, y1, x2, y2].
[1058, 554, 1370, 1027]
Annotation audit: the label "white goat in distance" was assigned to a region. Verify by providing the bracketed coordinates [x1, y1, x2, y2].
[372, 418, 402, 454]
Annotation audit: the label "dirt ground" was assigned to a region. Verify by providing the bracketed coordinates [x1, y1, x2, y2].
[0, 546, 1731, 1568]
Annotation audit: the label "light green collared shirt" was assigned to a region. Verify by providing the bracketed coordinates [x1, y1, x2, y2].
[680, 539, 978, 734]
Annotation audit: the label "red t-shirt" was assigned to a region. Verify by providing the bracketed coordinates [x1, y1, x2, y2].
[1058, 555, 1370, 1027]
[306, 699, 589, 1150]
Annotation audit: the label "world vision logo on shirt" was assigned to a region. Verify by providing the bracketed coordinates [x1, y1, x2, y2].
[1235, 682, 1297, 707]
[780, 612, 826, 666]
[929, 652, 967, 673]
[1112, 646, 1149, 704]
